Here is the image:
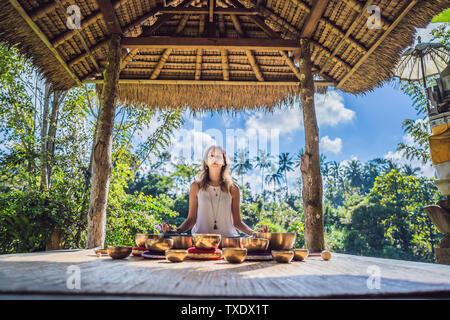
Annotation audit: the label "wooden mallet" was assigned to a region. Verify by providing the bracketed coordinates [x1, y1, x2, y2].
[308, 250, 332, 261]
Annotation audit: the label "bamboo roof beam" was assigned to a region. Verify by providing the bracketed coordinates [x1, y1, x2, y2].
[221, 49, 230, 80]
[247, 0, 366, 54]
[340, 0, 390, 31]
[300, 0, 329, 38]
[209, 0, 215, 22]
[230, 14, 245, 37]
[195, 49, 202, 80]
[121, 37, 300, 50]
[150, 49, 173, 80]
[246, 50, 264, 82]
[336, 0, 418, 89]
[120, 48, 139, 71]
[158, 7, 258, 14]
[319, 0, 374, 76]
[86, 79, 335, 86]
[279, 50, 302, 81]
[7, 0, 81, 86]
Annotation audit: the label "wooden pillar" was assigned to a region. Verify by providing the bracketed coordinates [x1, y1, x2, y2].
[86, 34, 121, 249]
[298, 38, 325, 252]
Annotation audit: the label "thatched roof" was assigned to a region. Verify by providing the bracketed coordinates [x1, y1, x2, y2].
[0, 0, 447, 111]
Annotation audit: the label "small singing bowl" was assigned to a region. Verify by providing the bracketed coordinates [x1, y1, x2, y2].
[165, 249, 188, 263]
[223, 248, 247, 264]
[145, 238, 174, 252]
[135, 233, 163, 247]
[107, 246, 132, 259]
[193, 234, 221, 250]
[242, 238, 269, 252]
[220, 237, 242, 249]
[170, 235, 193, 249]
[271, 250, 294, 263]
[293, 249, 309, 261]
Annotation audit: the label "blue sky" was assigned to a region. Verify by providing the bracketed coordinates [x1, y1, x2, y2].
[142, 23, 445, 193]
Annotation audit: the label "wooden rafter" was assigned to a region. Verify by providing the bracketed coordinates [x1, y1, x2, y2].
[86, 79, 335, 86]
[150, 49, 173, 80]
[8, 0, 81, 85]
[279, 50, 302, 81]
[195, 49, 203, 80]
[300, 0, 329, 38]
[221, 49, 230, 80]
[122, 37, 299, 50]
[68, 37, 110, 68]
[340, 0, 390, 31]
[319, 0, 374, 76]
[246, 50, 264, 82]
[120, 48, 139, 71]
[247, 0, 366, 53]
[141, 14, 175, 36]
[54, 0, 101, 73]
[159, 7, 258, 14]
[209, 0, 215, 22]
[336, 0, 418, 89]
[230, 14, 245, 37]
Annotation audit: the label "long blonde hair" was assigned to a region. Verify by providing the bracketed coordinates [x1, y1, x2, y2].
[196, 145, 237, 194]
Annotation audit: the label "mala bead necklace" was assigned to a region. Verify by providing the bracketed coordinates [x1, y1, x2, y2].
[208, 184, 222, 230]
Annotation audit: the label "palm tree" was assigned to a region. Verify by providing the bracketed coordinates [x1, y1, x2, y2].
[265, 163, 284, 203]
[294, 148, 304, 168]
[384, 159, 400, 173]
[278, 152, 295, 195]
[402, 164, 421, 176]
[253, 149, 272, 196]
[344, 160, 363, 189]
[231, 150, 253, 186]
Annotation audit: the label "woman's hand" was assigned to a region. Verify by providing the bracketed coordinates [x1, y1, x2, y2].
[162, 222, 178, 233]
[258, 225, 268, 233]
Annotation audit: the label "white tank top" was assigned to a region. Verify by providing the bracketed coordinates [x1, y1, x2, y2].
[192, 184, 239, 237]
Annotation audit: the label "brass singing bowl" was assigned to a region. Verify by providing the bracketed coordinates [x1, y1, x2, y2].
[220, 237, 242, 249]
[107, 246, 132, 259]
[271, 250, 294, 263]
[293, 248, 309, 261]
[170, 235, 193, 249]
[223, 248, 247, 264]
[145, 238, 174, 252]
[165, 249, 188, 263]
[192, 234, 221, 250]
[135, 233, 163, 247]
[254, 232, 296, 250]
[242, 238, 269, 252]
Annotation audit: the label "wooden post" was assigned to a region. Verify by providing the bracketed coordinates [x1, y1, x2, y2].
[86, 34, 121, 249]
[298, 38, 325, 252]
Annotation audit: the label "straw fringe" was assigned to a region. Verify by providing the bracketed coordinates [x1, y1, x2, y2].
[114, 83, 301, 111]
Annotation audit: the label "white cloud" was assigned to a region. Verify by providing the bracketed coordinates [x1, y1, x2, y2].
[384, 131, 434, 177]
[243, 91, 355, 136]
[320, 136, 343, 154]
[315, 91, 356, 126]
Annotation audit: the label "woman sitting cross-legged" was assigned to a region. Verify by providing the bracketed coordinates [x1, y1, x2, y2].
[162, 145, 267, 237]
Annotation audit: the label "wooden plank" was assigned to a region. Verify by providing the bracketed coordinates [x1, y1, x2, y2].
[336, 0, 418, 89]
[246, 50, 264, 81]
[7, 0, 81, 86]
[1, 250, 450, 298]
[85, 79, 334, 86]
[121, 37, 299, 50]
[97, 0, 123, 35]
[300, 0, 329, 38]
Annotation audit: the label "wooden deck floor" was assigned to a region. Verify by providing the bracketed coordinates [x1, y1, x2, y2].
[1, 249, 450, 299]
